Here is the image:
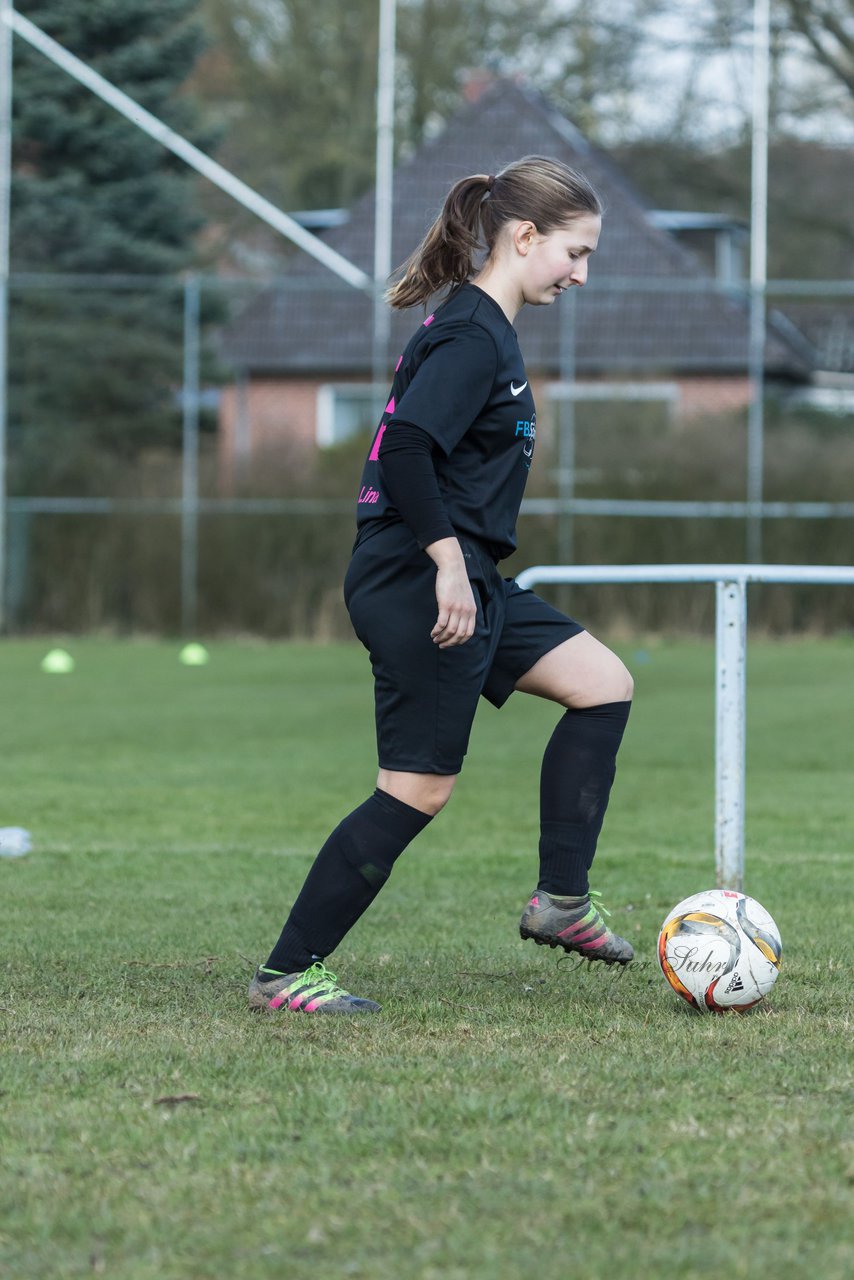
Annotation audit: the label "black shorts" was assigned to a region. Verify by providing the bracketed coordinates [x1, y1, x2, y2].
[344, 524, 583, 775]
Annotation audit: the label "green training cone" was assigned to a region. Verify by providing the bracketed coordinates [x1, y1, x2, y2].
[41, 648, 75, 674]
[179, 643, 209, 666]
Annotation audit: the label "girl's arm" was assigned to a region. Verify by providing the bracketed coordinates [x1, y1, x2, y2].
[378, 423, 455, 549]
[379, 425, 476, 648]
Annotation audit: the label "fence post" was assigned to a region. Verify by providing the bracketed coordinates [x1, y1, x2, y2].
[181, 273, 200, 635]
[746, 0, 770, 563]
[556, 289, 577, 569]
[715, 577, 747, 890]
[0, 0, 13, 632]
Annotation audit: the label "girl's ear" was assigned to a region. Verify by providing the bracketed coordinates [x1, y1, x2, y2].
[512, 220, 538, 256]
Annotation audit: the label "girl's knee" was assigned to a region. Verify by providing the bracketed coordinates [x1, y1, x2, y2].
[417, 774, 456, 815]
[517, 632, 632, 708]
[581, 643, 633, 705]
[563, 649, 633, 708]
[377, 769, 457, 816]
[610, 658, 634, 703]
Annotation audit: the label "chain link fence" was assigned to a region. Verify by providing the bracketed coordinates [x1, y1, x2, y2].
[3, 271, 853, 637]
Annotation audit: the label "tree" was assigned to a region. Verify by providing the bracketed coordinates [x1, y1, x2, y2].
[197, 0, 381, 218]
[782, 0, 854, 98]
[610, 1, 853, 278]
[9, 1, 213, 490]
[193, 0, 665, 238]
[644, 0, 854, 142]
[396, 0, 664, 148]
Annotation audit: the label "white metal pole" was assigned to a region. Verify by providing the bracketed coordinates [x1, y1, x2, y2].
[181, 275, 200, 636]
[0, 6, 371, 291]
[715, 578, 747, 890]
[0, 0, 13, 632]
[557, 289, 577, 566]
[372, 0, 396, 415]
[515, 564, 854, 589]
[747, 0, 770, 562]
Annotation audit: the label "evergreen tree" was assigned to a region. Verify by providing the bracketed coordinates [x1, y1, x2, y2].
[9, 1, 213, 489]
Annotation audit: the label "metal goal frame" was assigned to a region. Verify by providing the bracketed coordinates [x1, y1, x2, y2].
[515, 563, 854, 891]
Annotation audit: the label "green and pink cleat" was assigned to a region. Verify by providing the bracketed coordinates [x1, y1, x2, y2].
[519, 889, 634, 965]
[248, 961, 381, 1014]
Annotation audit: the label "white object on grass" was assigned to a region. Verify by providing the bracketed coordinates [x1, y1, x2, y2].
[0, 827, 32, 857]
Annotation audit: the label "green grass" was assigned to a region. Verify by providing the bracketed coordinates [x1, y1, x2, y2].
[1, 636, 852, 1280]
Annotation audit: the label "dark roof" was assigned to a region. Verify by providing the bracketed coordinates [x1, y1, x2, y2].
[222, 81, 812, 381]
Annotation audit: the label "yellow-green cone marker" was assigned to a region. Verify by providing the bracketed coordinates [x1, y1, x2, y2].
[41, 649, 75, 674]
[179, 643, 209, 666]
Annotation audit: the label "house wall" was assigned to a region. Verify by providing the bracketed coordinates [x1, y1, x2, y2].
[676, 377, 751, 417]
[218, 378, 318, 492]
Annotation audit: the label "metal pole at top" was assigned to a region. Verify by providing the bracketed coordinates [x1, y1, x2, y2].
[557, 289, 577, 568]
[181, 274, 201, 636]
[715, 578, 747, 891]
[372, 0, 396, 416]
[0, 0, 13, 632]
[747, 0, 770, 563]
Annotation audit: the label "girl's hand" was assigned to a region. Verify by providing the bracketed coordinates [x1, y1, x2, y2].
[425, 538, 478, 648]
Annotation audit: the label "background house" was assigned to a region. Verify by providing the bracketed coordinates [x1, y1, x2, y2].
[218, 79, 814, 487]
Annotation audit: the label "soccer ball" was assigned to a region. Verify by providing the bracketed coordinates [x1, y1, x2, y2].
[658, 889, 782, 1013]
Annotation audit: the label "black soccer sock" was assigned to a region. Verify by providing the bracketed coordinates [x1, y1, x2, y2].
[537, 700, 632, 897]
[263, 789, 433, 974]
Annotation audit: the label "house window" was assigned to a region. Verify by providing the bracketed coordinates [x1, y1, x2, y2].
[317, 384, 384, 447]
[545, 380, 680, 417]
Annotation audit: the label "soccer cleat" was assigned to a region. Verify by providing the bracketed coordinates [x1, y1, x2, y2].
[520, 889, 634, 965]
[247, 960, 381, 1014]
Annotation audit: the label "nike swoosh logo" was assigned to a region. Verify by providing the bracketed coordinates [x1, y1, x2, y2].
[510, 381, 528, 396]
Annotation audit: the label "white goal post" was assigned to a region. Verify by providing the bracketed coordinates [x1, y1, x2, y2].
[514, 563, 854, 892]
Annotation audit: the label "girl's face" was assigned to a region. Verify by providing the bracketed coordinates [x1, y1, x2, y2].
[517, 213, 601, 306]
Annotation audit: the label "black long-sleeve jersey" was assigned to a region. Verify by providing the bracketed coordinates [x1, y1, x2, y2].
[354, 282, 537, 562]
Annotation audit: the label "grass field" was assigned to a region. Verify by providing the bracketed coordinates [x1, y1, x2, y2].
[1, 636, 852, 1280]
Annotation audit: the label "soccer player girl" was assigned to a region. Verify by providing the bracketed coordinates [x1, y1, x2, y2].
[249, 155, 634, 1014]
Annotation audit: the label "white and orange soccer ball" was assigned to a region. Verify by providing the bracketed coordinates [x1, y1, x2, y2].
[658, 889, 782, 1013]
